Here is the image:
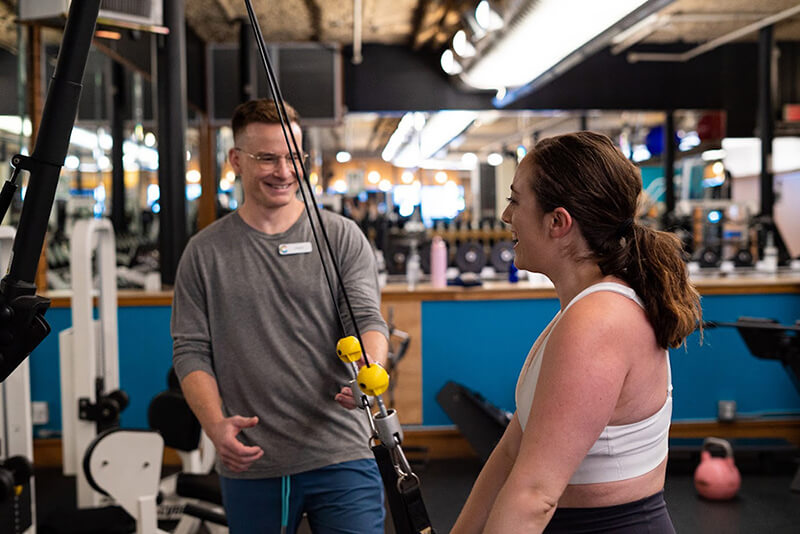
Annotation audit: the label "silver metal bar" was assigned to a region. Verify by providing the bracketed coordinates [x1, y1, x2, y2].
[627, 4, 800, 63]
[352, 0, 363, 64]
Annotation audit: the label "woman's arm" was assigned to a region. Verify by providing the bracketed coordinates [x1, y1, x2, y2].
[451, 413, 523, 534]
[483, 294, 636, 533]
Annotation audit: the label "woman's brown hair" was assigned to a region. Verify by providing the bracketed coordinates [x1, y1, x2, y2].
[527, 131, 701, 349]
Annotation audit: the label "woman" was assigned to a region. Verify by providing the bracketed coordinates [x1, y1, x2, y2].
[451, 131, 701, 533]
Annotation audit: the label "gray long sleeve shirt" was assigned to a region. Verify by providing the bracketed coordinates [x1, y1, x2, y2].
[171, 210, 388, 478]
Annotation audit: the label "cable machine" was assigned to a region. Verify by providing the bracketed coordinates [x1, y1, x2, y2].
[242, 1, 435, 531]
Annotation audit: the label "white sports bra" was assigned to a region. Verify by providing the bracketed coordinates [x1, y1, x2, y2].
[514, 282, 672, 485]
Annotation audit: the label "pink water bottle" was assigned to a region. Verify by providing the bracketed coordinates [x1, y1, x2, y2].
[430, 236, 447, 288]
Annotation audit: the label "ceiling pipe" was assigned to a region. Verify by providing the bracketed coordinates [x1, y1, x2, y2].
[610, 13, 667, 55]
[611, 13, 766, 55]
[476, 115, 574, 154]
[352, 0, 363, 64]
[627, 3, 800, 63]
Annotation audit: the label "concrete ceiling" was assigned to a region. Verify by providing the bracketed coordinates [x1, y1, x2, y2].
[183, 0, 492, 48]
[2, 0, 799, 161]
[180, 0, 800, 48]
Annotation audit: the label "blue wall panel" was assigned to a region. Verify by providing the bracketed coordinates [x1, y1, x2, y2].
[29, 309, 70, 436]
[26, 291, 800, 434]
[29, 306, 174, 436]
[422, 293, 800, 426]
[422, 298, 560, 426]
[671, 294, 800, 420]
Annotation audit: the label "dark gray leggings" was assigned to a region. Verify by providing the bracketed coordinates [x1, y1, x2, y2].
[544, 491, 676, 533]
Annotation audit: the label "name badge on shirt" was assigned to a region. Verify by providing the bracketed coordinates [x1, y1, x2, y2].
[278, 242, 312, 256]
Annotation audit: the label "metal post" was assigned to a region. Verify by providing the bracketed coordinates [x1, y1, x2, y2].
[662, 110, 676, 222]
[197, 116, 217, 230]
[758, 25, 775, 219]
[156, 0, 188, 285]
[239, 18, 254, 103]
[111, 60, 126, 234]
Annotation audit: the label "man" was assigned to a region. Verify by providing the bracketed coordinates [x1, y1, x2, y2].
[171, 99, 389, 533]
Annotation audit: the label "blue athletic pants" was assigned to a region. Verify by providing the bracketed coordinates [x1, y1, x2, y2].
[219, 458, 385, 534]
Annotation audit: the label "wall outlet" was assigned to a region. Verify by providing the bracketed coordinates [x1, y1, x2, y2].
[31, 401, 49, 425]
[717, 400, 736, 422]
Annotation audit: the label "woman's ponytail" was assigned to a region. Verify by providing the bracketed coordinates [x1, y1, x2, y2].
[624, 224, 701, 348]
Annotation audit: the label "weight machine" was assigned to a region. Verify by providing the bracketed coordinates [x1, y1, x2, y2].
[705, 317, 800, 492]
[59, 217, 128, 508]
[0, 226, 35, 534]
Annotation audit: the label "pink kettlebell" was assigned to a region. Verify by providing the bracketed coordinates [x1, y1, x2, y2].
[694, 437, 741, 500]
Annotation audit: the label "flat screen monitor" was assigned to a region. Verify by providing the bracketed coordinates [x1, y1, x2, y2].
[420, 184, 465, 226]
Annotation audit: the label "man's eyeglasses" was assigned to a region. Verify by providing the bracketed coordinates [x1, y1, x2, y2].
[234, 148, 308, 170]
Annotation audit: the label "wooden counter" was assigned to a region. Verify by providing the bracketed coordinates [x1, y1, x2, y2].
[382, 273, 800, 300]
[36, 273, 800, 431]
[43, 272, 800, 308]
[45, 289, 175, 308]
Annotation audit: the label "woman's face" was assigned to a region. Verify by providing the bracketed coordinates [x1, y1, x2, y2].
[501, 161, 549, 272]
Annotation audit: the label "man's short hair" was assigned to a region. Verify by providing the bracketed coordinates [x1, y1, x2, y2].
[231, 99, 300, 140]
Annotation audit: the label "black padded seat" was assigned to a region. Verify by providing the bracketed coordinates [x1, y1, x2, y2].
[39, 505, 135, 534]
[148, 390, 202, 452]
[176, 472, 224, 506]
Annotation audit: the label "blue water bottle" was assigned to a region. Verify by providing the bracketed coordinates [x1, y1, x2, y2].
[508, 262, 519, 283]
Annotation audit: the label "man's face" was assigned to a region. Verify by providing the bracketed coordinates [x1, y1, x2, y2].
[229, 121, 303, 211]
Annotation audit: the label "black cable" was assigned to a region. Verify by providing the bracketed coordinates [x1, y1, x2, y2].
[242, 0, 372, 367]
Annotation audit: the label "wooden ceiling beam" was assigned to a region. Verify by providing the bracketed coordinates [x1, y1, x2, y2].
[412, 0, 476, 49]
[413, 0, 448, 49]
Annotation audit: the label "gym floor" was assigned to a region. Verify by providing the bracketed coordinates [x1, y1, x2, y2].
[32, 448, 800, 533]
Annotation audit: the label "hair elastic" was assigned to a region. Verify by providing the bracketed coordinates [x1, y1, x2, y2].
[616, 218, 635, 238]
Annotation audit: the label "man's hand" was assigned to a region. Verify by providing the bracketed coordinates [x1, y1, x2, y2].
[206, 415, 264, 472]
[335, 385, 359, 410]
[335, 351, 380, 410]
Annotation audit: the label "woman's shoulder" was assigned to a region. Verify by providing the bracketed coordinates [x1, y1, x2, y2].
[556, 288, 654, 352]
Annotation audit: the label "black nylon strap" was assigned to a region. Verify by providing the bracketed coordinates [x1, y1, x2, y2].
[399, 482, 434, 534]
[372, 445, 435, 534]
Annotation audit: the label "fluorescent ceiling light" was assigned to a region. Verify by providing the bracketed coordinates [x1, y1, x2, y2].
[392, 111, 477, 168]
[418, 158, 477, 171]
[460, 0, 649, 90]
[381, 112, 418, 162]
[0, 116, 32, 137]
[722, 137, 800, 177]
[701, 149, 726, 161]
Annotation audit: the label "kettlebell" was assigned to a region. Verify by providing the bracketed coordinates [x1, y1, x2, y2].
[694, 437, 741, 500]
